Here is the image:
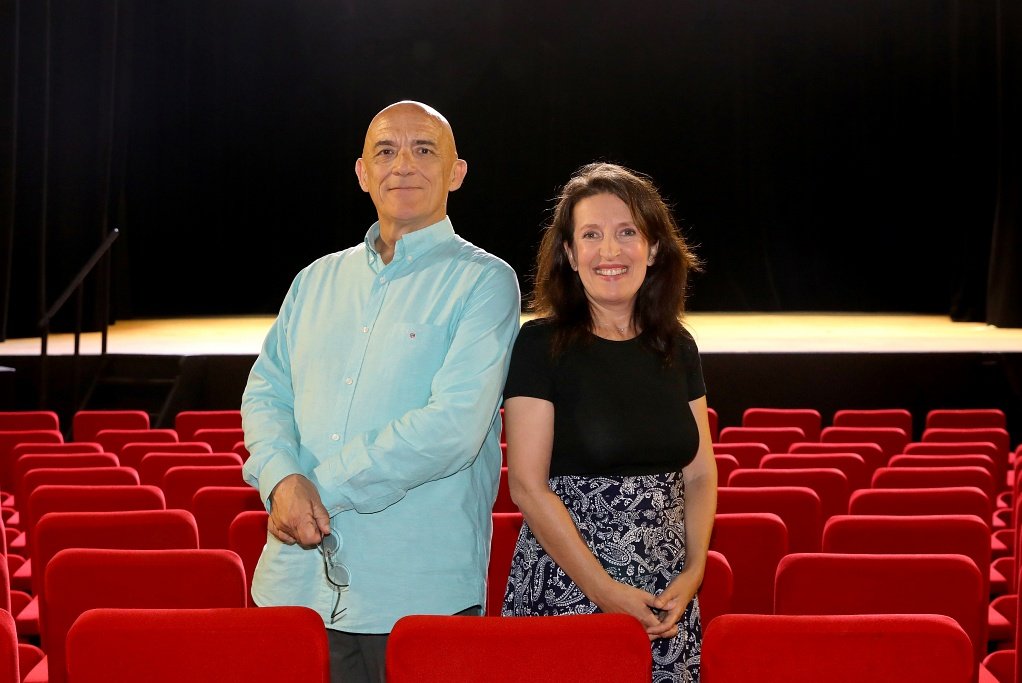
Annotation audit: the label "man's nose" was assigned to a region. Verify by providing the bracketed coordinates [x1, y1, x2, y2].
[392, 147, 416, 174]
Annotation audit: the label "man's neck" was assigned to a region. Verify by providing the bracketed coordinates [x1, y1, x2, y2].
[374, 216, 444, 265]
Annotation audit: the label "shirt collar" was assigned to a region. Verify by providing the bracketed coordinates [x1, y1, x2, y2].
[364, 217, 455, 268]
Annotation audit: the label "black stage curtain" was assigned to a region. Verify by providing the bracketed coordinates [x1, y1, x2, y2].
[2, 0, 1020, 339]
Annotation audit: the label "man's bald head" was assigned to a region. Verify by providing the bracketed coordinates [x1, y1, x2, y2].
[363, 101, 459, 158]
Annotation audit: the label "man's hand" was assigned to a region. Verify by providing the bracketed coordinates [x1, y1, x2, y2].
[268, 473, 330, 548]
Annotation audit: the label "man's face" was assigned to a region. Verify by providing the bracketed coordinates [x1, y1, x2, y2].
[355, 104, 466, 232]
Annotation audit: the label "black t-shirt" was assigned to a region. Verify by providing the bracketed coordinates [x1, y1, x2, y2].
[503, 318, 707, 477]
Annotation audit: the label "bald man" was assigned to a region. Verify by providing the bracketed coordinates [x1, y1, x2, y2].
[241, 101, 520, 682]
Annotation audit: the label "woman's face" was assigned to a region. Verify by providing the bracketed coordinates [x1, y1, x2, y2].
[564, 193, 656, 313]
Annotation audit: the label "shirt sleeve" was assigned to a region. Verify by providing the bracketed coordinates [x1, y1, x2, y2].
[502, 320, 555, 402]
[240, 270, 307, 510]
[680, 330, 707, 401]
[312, 262, 522, 514]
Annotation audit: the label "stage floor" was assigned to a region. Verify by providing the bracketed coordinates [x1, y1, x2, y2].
[1, 313, 1021, 356]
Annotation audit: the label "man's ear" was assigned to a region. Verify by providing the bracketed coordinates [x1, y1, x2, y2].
[355, 158, 369, 192]
[448, 159, 468, 191]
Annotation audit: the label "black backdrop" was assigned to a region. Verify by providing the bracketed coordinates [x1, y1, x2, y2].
[2, 0, 1020, 338]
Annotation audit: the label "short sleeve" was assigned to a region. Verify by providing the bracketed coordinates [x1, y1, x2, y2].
[679, 331, 707, 401]
[503, 320, 554, 402]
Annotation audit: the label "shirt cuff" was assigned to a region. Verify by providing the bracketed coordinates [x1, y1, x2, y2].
[254, 453, 305, 512]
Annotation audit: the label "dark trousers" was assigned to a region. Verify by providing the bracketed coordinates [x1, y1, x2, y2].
[327, 605, 482, 683]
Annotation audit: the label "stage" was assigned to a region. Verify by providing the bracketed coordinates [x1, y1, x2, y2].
[1, 314, 1020, 439]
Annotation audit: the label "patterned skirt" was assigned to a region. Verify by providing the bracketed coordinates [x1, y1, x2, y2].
[502, 471, 701, 683]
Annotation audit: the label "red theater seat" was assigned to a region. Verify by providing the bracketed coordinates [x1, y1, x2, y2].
[174, 410, 243, 442]
[137, 452, 243, 486]
[73, 410, 150, 442]
[228, 510, 269, 607]
[832, 408, 913, 435]
[487, 512, 523, 616]
[927, 409, 1006, 431]
[700, 550, 733, 625]
[710, 512, 788, 614]
[789, 441, 886, 474]
[716, 486, 822, 553]
[719, 427, 806, 454]
[711, 442, 769, 469]
[760, 452, 869, 491]
[0, 412, 60, 432]
[118, 441, 213, 471]
[191, 486, 263, 549]
[821, 426, 909, 460]
[742, 408, 822, 441]
[728, 467, 850, 521]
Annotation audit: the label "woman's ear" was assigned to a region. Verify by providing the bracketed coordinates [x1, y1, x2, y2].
[648, 243, 659, 266]
[563, 241, 578, 271]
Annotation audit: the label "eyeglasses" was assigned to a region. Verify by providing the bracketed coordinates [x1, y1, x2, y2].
[319, 533, 350, 624]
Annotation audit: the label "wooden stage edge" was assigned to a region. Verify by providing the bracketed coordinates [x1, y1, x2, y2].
[2, 313, 1021, 356]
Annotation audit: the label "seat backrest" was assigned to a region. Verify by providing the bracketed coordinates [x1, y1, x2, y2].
[138, 452, 243, 486]
[789, 441, 885, 474]
[710, 442, 770, 468]
[493, 466, 516, 513]
[888, 454, 997, 481]
[774, 552, 986, 665]
[96, 428, 178, 455]
[820, 426, 909, 459]
[742, 408, 822, 441]
[386, 614, 652, 682]
[487, 512, 523, 617]
[42, 548, 247, 683]
[700, 550, 733, 625]
[21, 467, 138, 512]
[73, 410, 150, 442]
[193, 428, 246, 454]
[709, 513, 788, 614]
[760, 453, 869, 491]
[31, 509, 200, 596]
[192, 486, 264, 549]
[707, 407, 719, 442]
[27, 485, 166, 539]
[922, 427, 1010, 459]
[66, 606, 329, 683]
[0, 609, 19, 683]
[118, 441, 214, 470]
[926, 409, 1006, 431]
[714, 454, 740, 484]
[702, 613, 973, 683]
[13, 453, 120, 505]
[0, 411, 60, 432]
[160, 465, 246, 510]
[831, 409, 913, 436]
[175, 410, 243, 442]
[10, 442, 103, 459]
[848, 487, 992, 525]
[0, 430, 64, 489]
[228, 510, 269, 607]
[871, 466, 995, 505]
[719, 427, 806, 453]
[728, 468, 850, 520]
[821, 514, 990, 596]
[716, 486, 822, 553]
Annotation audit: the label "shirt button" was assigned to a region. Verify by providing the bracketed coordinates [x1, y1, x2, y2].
[330, 433, 340, 441]
[406, 255, 413, 262]
[379, 276, 386, 283]
[361, 326, 368, 333]
[344, 377, 353, 385]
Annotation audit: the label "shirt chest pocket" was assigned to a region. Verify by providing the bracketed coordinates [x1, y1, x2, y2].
[368, 322, 449, 402]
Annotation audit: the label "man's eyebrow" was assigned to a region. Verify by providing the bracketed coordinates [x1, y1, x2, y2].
[412, 139, 438, 147]
[373, 140, 397, 149]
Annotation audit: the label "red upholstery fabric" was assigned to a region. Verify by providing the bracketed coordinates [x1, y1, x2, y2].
[13, 454, 120, 507]
[927, 409, 1007, 431]
[72, 410, 149, 442]
[10, 442, 103, 459]
[0, 412, 59, 432]
[19, 467, 138, 521]
[192, 486, 263, 549]
[232, 440, 250, 462]
[908, 441, 1006, 489]
[849, 487, 992, 525]
[118, 441, 213, 470]
[774, 552, 987, 666]
[709, 513, 788, 614]
[174, 410, 243, 442]
[0, 431, 63, 491]
[26, 484, 166, 540]
[716, 486, 822, 553]
[700, 550, 732, 625]
[707, 407, 719, 442]
[493, 466, 517, 512]
[889, 454, 998, 482]
[872, 466, 996, 503]
[923, 428, 1011, 461]
[831, 408, 914, 435]
[65, 606, 329, 683]
[95, 428, 178, 456]
[742, 408, 822, 441]
[821, 426, 909, 459]
[789, 441, 886, 475]
[138, 452, 243, 486]
[727, 467, 850, 521]
[702, 613, 974, 683]
[714, 454, 740, 484]
[159, 465, 246, 510]
[487, 512, 523, 616]
[760, 453, 869, 491]
[386, 613, 652, 682]
[40, 548, 247, 683]
[228, 510, 269, 607]
[710, 442, 769, 468]
[192, 428, 246, 454]
[719, 427, 806, 453]
[0, 609, 20, 683]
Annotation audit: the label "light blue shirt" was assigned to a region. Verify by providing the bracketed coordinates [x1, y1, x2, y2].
[241, 217, 520, 633]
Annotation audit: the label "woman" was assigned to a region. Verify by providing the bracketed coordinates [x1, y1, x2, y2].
[501, 163, 717, 682]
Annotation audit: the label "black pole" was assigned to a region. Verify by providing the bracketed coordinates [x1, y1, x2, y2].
[1, 0, 21, 342]
[38, 0, 52, 408]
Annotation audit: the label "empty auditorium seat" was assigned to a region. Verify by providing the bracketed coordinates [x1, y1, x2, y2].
[160, 465, 246, 510]
[386, 614, 652, 682]
[714, 454, 740, 484]
[0, 412, 59, 432]
[65, 607, 329, 683]
[0, 430, 63, 492]
[95, 428, 178, 456]
[72, 410, 150, 442]
[711, 442, 770, 468]
[228, 510, 268, 607]
[702, 613, 974, 683]
[716, 486, 822, 553]
[138, 452, 243, 486]
[174, 410, 243, 442]
[1, 609, 44, 683]
[719, 427, 806, 453]
[493, 467, 517, 513]
[889, 454, 998, 483]
[193, 428, 246, 454]
[742, 408, 822, 441]
[12, 453, 119, 510]
[872, 466, 996, 505]
[191, 486, 263, 549]
[700, 550, 733, 625]
[707, 407, 719, 442]
[849, 487, 992, 525]
[831, 408, 914, 435]
[820, 426, 909, 460]
[728, 467, 850, 521]
[710, 512, 788, 614]
[789, 441, 886, 475]
[487, 512, 523, 616]
[927, 409, 1007, 431]
[760, 452, 869, 491]
[118, 441, 213, 471]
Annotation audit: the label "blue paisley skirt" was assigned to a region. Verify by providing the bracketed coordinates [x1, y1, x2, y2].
[502, 471, 700, 683]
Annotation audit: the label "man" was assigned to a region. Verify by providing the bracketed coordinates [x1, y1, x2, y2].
[241, 101, 520, 683]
